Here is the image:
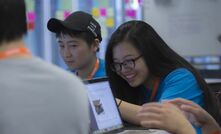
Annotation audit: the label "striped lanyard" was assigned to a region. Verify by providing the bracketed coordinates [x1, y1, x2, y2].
[150, 78, 160, 101]
[77, 58, 99, 80]
[0, 47, 31, 60]
[86, 58, 99, 79]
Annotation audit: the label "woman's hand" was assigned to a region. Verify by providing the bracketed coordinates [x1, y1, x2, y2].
[169, 98, 220, 134]
[137, 102, 196, 134]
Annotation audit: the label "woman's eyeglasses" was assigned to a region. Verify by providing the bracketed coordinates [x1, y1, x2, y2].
[111, 55, 142, 72]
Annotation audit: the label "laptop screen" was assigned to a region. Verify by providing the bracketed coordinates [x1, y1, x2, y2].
[85, 78, 123, 133]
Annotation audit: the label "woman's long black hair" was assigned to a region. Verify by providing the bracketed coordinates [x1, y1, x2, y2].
[105, 20, 220, 123]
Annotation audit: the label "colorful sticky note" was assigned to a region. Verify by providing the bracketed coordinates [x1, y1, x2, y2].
[105, 18, 114, 27]
[25, 0, 35, 12]
[92, 8, 100, 17]
[138, 0, 143, 4]
[125, 0, 129, 4]
[125, 9, 136, 18]
[27, 11, 35, 22]
[56, 11, 65, 20]
[64, 11, 71, 19]
[107, 8, 114, 17]
[100, 8, 107, 17]
[27, 22, 35, 30]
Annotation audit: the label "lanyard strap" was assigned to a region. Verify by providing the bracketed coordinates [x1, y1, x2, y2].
[76, 59, 100, 80]
[150, 78, 160, 101]
[86, 58, 100, 80]
[0, 47, 31, 60]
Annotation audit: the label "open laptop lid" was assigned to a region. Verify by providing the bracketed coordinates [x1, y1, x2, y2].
[84, 77, 124, 134]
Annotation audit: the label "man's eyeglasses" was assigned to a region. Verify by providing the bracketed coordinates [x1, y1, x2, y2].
[111, 55, 142, 72]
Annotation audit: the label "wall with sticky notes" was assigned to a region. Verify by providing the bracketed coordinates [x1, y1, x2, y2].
[88, 0, 116, 59]
[24, 0, 39, 57]
[25, 0, 35, 30]
[123, 0, 143, 21]
[23, 0, 144, 70]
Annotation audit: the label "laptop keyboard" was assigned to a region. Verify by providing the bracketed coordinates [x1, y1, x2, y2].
[118, 130, 153, 134]
[118, 129, 170, 134]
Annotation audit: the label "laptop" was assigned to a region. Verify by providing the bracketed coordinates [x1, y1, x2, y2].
[84, 77, 170, 134]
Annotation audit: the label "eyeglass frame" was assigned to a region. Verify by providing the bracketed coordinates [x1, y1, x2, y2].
[111, 55, 142, 72]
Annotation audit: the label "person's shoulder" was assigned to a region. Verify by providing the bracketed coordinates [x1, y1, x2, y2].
[99, 58, 105, 67]
[163, 68, 195, 82]
[167, 68, 193, 77]
[32, 57, 81, 82]
[158, 68, 203, 102]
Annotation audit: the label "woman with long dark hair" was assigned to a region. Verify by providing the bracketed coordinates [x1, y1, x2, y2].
[105, 20, 220, 133]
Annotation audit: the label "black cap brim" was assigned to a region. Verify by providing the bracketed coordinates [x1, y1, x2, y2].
[47, 18, 65, 33]
[47, 18, 86, 33]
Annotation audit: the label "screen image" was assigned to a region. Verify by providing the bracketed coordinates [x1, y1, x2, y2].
[85, 81, 123, 131]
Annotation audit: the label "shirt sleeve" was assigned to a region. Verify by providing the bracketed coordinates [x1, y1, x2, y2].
[158, 68, 203, 134]
[158, 68, 203, 106]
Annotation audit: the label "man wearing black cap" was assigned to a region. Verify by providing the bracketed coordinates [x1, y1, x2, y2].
[47, 11, 106, 80]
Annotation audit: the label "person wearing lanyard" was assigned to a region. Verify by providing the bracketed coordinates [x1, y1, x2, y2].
[47, 11, 106, 80]
[0, 0, 90, 133]
[105, 20, 220, 133]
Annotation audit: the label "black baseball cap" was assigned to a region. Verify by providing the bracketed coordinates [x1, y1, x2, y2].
[47, 11, 102, 42]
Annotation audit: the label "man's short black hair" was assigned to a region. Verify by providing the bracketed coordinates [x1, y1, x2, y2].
[56, 29, 100, 52]
[56, 29, 94, 44]
[0, 0, 27, 45]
